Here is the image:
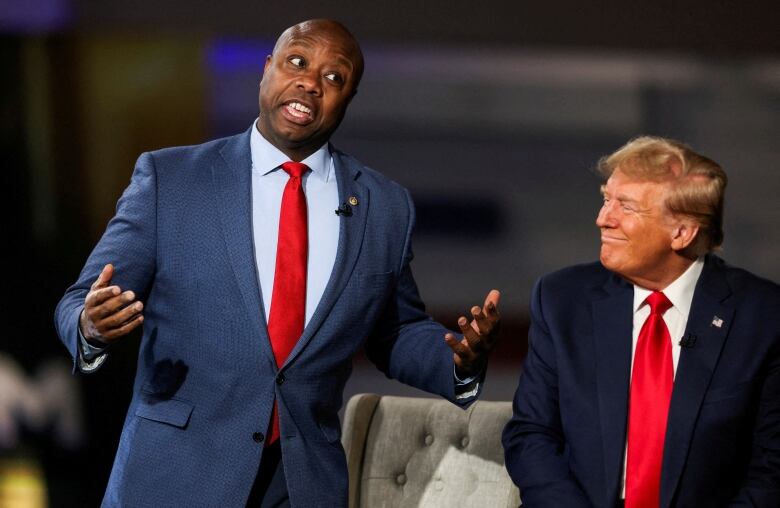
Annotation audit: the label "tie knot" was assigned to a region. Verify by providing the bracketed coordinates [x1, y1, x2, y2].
[281, 161, 309, 179]
[645, 291, 672, 315]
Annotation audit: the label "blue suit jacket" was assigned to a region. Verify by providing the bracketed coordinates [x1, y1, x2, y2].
[55, 129, 472, 507]
[502, 256, 780, 508]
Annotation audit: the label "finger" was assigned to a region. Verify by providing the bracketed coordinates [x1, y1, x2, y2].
[470, 305, 491, 334]
[444, 332, 473, 360]
[483, 289, 501, 317]
[90, 290, 138, 321]
[94, 302, 143, 339]
[458, 316, 486, 354]
[90, 264, 114, 290]
[85, 285, 121, 308]
[96, 300, 144, 332]
[101, 314, 144, 341]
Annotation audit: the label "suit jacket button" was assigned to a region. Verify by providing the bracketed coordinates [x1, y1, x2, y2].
[276, 373, 285, 385]
[252, 432, 264, 443]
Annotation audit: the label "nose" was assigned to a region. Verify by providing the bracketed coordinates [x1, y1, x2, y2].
[296, 70, 322, 96]
[595, 201, 615, 228]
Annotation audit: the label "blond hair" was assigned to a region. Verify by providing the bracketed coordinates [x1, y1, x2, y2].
[598, 136, 727, 255]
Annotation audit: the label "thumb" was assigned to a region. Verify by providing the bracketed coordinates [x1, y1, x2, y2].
[92, 263, 114, 290]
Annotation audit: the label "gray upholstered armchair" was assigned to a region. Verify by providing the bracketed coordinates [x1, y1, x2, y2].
[341, 393, 521, 507]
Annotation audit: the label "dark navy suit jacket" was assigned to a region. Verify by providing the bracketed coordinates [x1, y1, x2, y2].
[502, 256, 780, 507]
[55, 128, 474, 507]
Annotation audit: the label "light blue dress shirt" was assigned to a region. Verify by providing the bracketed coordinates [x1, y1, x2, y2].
[249, 121, 340, 325]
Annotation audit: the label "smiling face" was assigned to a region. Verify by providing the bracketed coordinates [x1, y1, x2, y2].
[596, 169, 693, 289]
[257, 20, 363, 161]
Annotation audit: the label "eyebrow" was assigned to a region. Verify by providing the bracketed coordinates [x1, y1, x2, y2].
[284, 40, 354, 71]
[601, 186, 639, 204]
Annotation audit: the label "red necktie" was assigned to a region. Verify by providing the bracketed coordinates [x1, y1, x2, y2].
[266, 161, 308, 444]
[625, 291, 674, 508]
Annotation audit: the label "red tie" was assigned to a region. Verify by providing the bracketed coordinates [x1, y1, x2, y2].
[625, 291, 674, 508]
[266, 161, 308, 444]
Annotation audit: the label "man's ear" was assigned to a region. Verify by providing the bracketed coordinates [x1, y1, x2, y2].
[671, 220, 700, 252]
[259, 55, 273, 88]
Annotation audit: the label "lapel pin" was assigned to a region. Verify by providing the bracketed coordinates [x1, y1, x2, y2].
[711, 316, 724, 328]
[348, 196, 358, 206]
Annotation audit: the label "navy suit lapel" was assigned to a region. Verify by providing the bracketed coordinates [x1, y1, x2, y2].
[661, 256, 733, 508]
[592, 272, 634, 505]
[283, 149, 369, 367]
[213, 129, 275, 366]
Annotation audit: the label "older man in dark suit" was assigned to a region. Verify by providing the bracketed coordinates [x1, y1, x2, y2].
[503, 136, 779, 508]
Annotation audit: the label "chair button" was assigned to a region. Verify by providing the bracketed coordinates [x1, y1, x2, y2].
[424, 435, 434, 446]
[252, 432, 264, 443]
[396, 474, 406, 485]
[276, 373, 285, 385]
[460, 436, 470, 448]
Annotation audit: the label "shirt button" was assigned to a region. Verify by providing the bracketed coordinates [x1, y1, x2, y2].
[252, 432, 264, 443]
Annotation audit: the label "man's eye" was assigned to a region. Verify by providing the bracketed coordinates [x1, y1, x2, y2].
[324, 72, 343, 83]
[289, 57, 304, 67]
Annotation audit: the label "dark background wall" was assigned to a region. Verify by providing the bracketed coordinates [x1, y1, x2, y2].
[1, 1, 777, 505]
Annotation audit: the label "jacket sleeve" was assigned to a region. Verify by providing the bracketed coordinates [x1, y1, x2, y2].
[363, 188, 478, 407]
[501, 277, 592, 507]
[729, 336, 780, 507]
[54, 152, 158, 373]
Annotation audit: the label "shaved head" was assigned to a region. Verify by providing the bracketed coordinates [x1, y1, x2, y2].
[273, 19, 364, 90]
[257, 19, 365, 161]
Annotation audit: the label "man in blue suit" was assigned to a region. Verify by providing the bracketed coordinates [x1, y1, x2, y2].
[55, 19, 500, 507]
[502, 137, 779, 507]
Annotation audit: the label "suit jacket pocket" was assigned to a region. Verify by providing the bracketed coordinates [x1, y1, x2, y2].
[135, 396, 194, 428]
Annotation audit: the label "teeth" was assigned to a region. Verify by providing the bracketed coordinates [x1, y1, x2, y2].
[289, 102, 311, 114]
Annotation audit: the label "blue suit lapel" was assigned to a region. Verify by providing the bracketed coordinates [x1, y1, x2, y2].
[213, 128, 275, 367]
[592, 272, 634, 504]
[661, 256, 733, 508]
[283, 148, 370, 367]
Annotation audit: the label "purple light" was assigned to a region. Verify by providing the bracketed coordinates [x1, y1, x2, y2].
[207, 39, 275, 73]
[0, 0, 72, 34]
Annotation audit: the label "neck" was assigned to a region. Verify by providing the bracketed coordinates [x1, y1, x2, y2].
[623, 254, 696, 291]
[254, 118, 326, 162]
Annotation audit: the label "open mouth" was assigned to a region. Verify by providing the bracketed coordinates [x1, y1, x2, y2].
[282, 101, 313, 123]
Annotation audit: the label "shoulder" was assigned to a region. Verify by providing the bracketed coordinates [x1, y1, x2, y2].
[332, 148, 409, 197]
[144, 133, 242, 167]
[538, 261, 613, 294]
[708, 255, 780, 304]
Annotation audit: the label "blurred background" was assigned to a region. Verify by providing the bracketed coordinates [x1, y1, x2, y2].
[1, 1, 778, 505]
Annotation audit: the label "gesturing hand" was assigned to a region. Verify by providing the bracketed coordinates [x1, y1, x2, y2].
[444, 289, 501, 378]
[79, 264, 144, 344]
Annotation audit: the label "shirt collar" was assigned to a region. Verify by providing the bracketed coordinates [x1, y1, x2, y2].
[249, 119, 332, 182]
[632, 257, 705, 314]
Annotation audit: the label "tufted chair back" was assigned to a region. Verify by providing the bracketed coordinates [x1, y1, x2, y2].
[341, 393, 521, 507]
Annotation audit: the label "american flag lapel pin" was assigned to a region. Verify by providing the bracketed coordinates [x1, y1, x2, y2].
[711, 316, 724, 328]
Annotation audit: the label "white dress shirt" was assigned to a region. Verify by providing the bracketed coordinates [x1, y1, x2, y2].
[620, 257, 705, 497]
[250, 121, 340, 324]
